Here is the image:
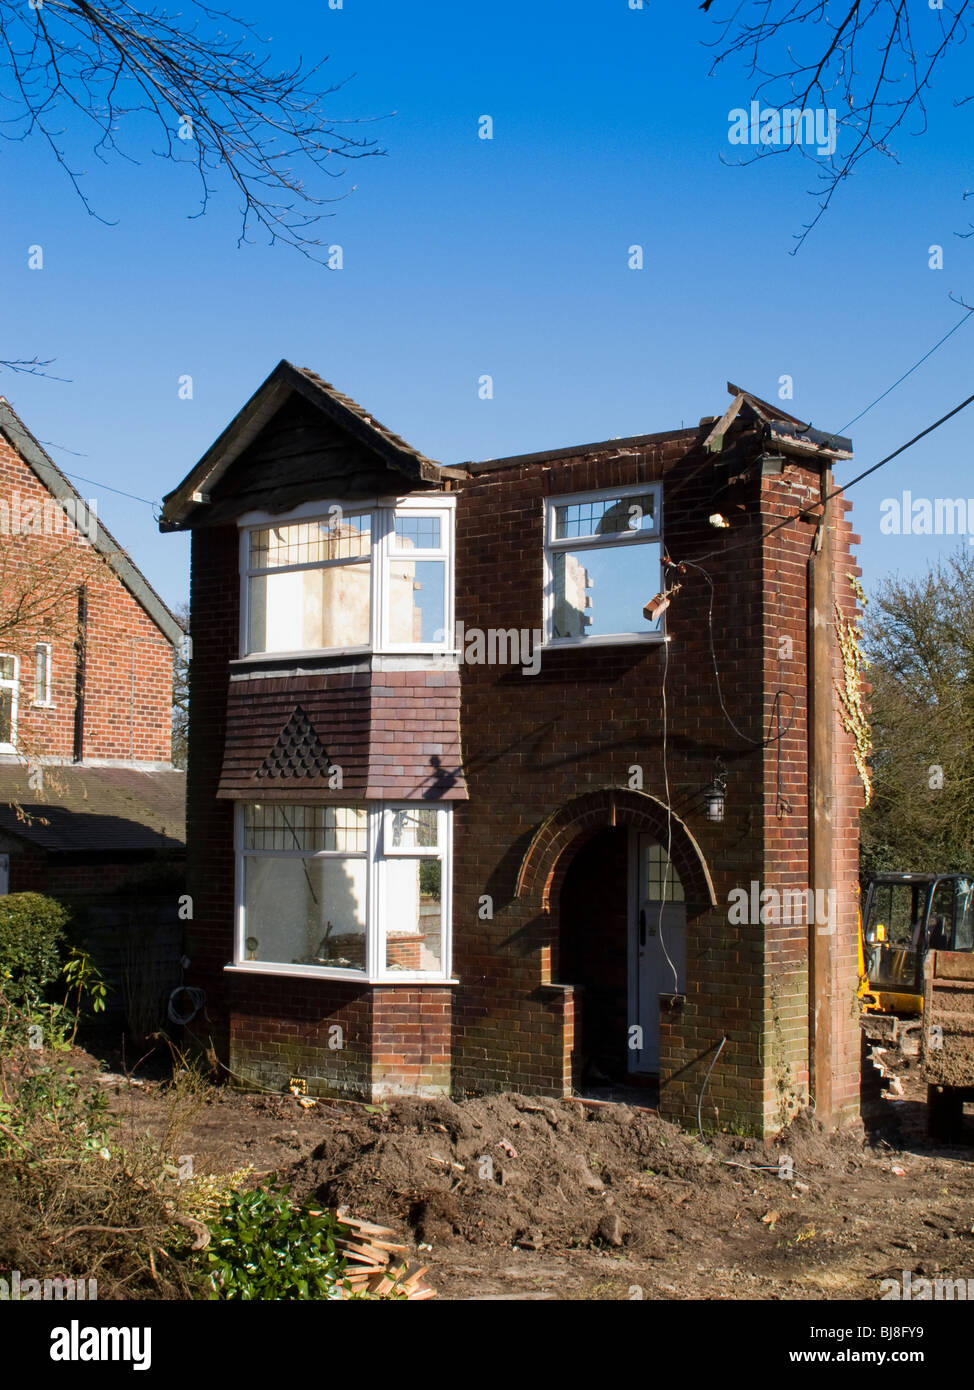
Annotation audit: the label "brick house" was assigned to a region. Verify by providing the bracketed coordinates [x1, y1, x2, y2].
[162, 361, 865, 1136]
[0, 397, 185, 902]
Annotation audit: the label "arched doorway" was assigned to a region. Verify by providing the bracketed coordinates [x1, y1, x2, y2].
[630, 833, 686, 1074]
[559, 827, 688, 1081]
[517, 788, 714, 1087]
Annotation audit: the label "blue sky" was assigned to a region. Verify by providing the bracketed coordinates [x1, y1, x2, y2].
[2, 0, 974, 612]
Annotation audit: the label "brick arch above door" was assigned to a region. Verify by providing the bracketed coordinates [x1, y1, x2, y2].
[515, 787, 717, 915]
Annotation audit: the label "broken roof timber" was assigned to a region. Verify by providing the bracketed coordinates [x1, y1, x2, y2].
[704, 384, 852, 460]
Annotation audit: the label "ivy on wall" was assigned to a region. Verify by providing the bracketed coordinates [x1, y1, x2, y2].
[835, 573, 873, 807]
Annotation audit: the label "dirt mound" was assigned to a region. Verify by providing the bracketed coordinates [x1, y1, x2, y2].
[286, 1093, 840, 1254]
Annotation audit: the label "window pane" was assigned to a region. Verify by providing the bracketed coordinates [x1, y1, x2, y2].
[248, 560, 370, 652]
[552, 542, 661, 638]
[387, 558, 445, 644]
[645, 841, 684, 902]
[0, 657, 14, 681]
[0, 688, 10, 743]
[394, 515, 441, 550]
[955, 879, 974, 952]
[554, 492, 656, 541]
[34, 646, 48, 702]
[245, 856, 367, 971]
[928, 881, 955, 949]
[388, 807, 438, 850]
[384, 857, 442, 972]
[244, 804, 367, 853]
[866, 883, 919, 945]
[250, 516, 371, 569]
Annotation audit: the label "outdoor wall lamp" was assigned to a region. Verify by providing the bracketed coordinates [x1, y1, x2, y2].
[704, 759, 727, 823]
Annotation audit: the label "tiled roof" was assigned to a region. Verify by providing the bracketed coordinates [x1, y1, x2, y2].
[0, 765, 185, 853]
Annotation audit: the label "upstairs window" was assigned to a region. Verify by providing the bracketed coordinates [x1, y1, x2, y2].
[544, 484, 663, 645]
[241, 499, 454, 658]
[0, 656, 17, 749]
[246, 513, 372, 655]
[33, 643, 52, 706]
[385, 513, 449, 648]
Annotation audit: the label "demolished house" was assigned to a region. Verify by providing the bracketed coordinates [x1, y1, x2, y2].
[161, 362, 865, 1137]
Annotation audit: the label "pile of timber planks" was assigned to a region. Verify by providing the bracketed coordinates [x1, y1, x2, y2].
[333, 1211, 436, 1300]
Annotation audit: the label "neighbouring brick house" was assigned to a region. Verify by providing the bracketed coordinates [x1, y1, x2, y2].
[162, 361, 865, 1136]
[0, 397, 185, 922]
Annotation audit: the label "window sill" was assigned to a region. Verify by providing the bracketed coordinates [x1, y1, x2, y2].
[543, 633, 666, 650]
[224, 962, 459, 986]
[231, 646, 454, 664]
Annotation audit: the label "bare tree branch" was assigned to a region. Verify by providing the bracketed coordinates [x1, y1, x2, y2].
[0, 0, 386, 258]
[705, 0, 972, 249]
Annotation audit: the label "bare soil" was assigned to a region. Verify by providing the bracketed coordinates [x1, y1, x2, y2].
[92, 1051, 974, 1302]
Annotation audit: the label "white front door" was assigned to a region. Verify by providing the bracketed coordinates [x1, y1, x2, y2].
[629, 833, 686, 1073]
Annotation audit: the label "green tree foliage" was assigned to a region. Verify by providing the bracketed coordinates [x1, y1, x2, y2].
[0, 892, 68, 1006]
[861, 549, 974, 874]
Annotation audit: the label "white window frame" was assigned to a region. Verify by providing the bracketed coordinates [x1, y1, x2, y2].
[543, 483, 665, 648]
[0, 655, 19, 751]
[231, 800, 453, 984]
[379, 502, 454, 652]
[238, 495, 455, 661]
[32, 643, 52, 707]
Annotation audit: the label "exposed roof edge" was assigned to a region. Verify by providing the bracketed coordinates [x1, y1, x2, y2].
[0, 400, 183, 648]
[463, 425, 704, 474]
[160, 360, 444, 529]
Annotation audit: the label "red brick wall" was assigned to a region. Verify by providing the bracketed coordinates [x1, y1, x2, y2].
[0, 432, 173, 764]
[182, 425, 863, 1134]
[451, 430, 862, 1133]
[830, 499, 867, 1125]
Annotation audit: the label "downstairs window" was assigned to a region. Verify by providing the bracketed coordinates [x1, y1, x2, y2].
[235, 801, 452, 982]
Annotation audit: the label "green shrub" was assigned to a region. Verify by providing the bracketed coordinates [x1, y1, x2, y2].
[203, 1184, 349, 1300]
[0, 893, 69, 1007]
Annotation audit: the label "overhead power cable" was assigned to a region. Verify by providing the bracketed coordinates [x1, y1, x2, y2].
[60, 469, 159, 508]
[686, 388, 974, 567]
[836, 306, 974, 435]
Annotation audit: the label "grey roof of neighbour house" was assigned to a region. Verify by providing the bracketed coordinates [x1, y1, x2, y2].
[0, 765, 185, 855]
[160, 360, 453, 529]
[0, 399, 184, 648]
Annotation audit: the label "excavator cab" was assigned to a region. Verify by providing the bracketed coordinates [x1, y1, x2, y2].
[861, 873, 974, 1016]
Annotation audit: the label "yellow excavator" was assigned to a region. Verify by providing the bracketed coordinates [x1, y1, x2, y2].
[859, 873, 974, 1054]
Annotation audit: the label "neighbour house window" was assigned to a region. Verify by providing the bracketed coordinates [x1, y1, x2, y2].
[33, 643, 52, 706]
[0, 656, 18, 749]
[544, 484, 664, 644]
[241, 499, 454, 658]
[236, 801, 452, 981]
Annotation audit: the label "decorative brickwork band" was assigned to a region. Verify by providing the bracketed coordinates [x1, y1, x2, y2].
[515, 787, 717, 913]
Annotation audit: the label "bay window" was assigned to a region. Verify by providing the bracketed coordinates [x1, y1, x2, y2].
[235, 801, 452, 981]
[544, 484, 664, 645]
[241, 497, 453, 658]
